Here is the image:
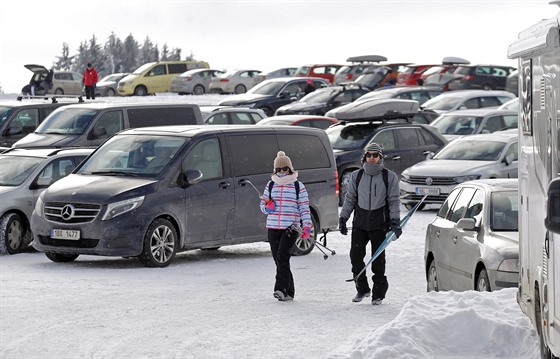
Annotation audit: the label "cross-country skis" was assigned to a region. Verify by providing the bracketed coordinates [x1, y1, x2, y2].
[345, 195, 428, 283]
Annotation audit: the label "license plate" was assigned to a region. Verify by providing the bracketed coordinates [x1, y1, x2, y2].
[50, 229, 80, 240]
[415, 187, 440, 195]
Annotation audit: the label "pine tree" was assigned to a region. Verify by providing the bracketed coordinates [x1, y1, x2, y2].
[54, 43, 75, 71]
[122, 34, 140, 73]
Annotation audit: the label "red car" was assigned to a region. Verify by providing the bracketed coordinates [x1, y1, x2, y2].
[294, 64, 343, 84]
[397, 64, 439, 86]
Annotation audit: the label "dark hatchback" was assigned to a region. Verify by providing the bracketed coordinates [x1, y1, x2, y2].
[446, 65, 515, 91]
[218, 77, 330, 116]
[275, 84, 370, 116]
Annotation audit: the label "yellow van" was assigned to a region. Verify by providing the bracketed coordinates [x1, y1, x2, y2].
[117, 61, 209, 96]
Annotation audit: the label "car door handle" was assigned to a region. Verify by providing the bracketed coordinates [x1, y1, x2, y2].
[453, 237, 458, 244]
[392, 156, 401, 160]
[218, 181, 231, 189]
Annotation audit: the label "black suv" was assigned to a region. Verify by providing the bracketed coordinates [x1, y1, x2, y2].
[274, 84, 370, 116]
[0, 97, 83, 147]
[218, 77, 330, 116]
[323, 98, 447, 204]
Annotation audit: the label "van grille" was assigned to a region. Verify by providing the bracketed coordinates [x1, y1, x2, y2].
[44, 202, 101, 224]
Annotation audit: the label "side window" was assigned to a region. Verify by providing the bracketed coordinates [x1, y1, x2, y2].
[396, 93, 412, 100]
[419, 128, 442, 146]
[410, 92, 430, 104]
[333, 92, 352, 106]
[11, 109, 39, 134]
[475, 67, 492, 75]
[449, 187, 476, 223]
[503, 114, 518, 129]
[395, 128, 420, 148]
[464, 189, 484, 226]
[277, 134, 332, 169]
[504, 142, 518, 161]
[312, 67, 326, 75]
[492, 68, 508, 77]
[168, 64, 187, 74]
[206, 113, 228, 125]
[43, 107, 58, 118]
[228, 134, 278, 176]
[437, 187, 462, 218]
[184, 138, 223, 180]
[239, 72, 251, 78]
[284, 83, 302, 96]
[250, 113, 264, 123]
[462, 98, 480, 109]
[37, 158, 76, 185]
[128, 107, 197, 127]
[148, 65, 166, 76]
[480, 97, 501, 107]
[481, 116, 505, 133]
[372, 130, 396, 150]
[94, 111, 124, 138]
[230, 113, 254, 125]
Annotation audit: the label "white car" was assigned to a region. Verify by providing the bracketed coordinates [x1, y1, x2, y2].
[421, 90, 515, 114]
[170, 68, 225, 95]
[209, 69, 262, 94]
[0, 147, 94, 254]
[399, 130, 518, 209]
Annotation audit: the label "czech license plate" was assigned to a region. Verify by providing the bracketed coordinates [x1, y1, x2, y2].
[415, 187, 440, 195]
[50, 228, 80, 240]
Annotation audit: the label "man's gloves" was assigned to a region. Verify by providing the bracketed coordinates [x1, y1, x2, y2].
[339, 217, 348, 235]
[302, 227, 311, 239]
[264, 199, 276, 213]
[391, 219, 402, 239]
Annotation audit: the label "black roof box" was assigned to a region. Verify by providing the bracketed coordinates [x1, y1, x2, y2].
[327, 98, 419, 121]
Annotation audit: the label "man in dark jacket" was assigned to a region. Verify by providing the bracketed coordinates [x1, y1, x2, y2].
[339, 142, 402, 305]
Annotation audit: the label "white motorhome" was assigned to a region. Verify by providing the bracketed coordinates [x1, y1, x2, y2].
[507, 1, 560, 358]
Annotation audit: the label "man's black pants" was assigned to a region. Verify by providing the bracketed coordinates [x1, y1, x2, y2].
[350, 227, 389, 299]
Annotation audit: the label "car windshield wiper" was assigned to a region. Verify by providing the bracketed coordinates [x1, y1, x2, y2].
[90, 171, 139, 177]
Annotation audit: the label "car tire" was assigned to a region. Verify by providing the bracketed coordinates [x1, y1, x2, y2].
[106, 88, 116, 97]
[259, 107, 273, 117]
[292, 215, 317, 256]
[138, 218, 178, 267]
[476, 268, 491, 291]
[45, 252, 79, 263]
[234, 84, 246, 94]
[54, 88, 64, 95]
[535, 289, 554, 359]
[0, 213, 25, 255]
[193, 85, 205, 95]
[134, 85, 148, 96]
[427, 259, 439, 292]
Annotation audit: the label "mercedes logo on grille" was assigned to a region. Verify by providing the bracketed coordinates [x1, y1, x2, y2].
[61, 204, 75, 221]
[425, 177, 433, 186]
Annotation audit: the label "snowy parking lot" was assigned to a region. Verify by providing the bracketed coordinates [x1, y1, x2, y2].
[0, 205, 539, 358]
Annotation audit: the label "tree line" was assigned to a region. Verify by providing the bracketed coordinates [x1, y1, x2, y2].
[53, 32, 197, 79]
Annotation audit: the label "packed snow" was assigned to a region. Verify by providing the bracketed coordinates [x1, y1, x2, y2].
[0, 94, 540, 358]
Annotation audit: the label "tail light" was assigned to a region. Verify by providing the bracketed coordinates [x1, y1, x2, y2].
[185, 76, 193, 81]
[346, 74, 352, 80]
[463, 75, 473, 81]
[220, 79, 230, 83]
[335, 170, 340, 198]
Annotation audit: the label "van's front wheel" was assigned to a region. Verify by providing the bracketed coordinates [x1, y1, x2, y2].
[138, 218, 178, 267]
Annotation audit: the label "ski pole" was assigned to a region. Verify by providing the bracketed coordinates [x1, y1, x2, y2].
[314, 241, 329, 260]
[345, 195, 428, 283]
[315, 240, 336, 256]
[239, 179, 262, 197]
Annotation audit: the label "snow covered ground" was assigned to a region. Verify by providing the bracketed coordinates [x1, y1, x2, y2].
[0, 93, 540, 358]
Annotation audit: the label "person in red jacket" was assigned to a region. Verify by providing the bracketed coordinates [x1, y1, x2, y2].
[82, 63, 98, 99]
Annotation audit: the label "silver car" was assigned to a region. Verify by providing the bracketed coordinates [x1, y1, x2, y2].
[0, 147, 94, 254]
[209, 69, 262, 94]
[95, 73, 129, 97]
[421, 90, 515, 114]
[252, 67, 296, 85]
[429, 108, 518, 141]
[200, 106, 267, 125]
[170, 69, 225, 95]
[424, 178, 519, 292]
[399, 130, 518, 208]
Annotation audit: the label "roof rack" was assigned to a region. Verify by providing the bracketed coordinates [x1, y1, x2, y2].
[16, 95, 84, 103]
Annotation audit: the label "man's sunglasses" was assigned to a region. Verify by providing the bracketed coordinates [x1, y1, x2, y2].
[365, 152, 380, 158]
[275, 166, 290, 172]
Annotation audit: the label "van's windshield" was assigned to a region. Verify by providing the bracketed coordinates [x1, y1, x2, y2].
[35, 108, 98, 135]
[78, 134, 188, 177]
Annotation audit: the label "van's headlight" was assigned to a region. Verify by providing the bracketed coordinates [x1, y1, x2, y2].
[102, 196, 145, 220]
[35, 195, 44, 218]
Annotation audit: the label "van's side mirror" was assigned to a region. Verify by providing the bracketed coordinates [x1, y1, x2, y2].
[33, 177, 52, 188]
[545, 178, 560, 234]
[185, 169, 203, 185]
[457, 218, 477, 231]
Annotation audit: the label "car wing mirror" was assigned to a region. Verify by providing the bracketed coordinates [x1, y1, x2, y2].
[457, 218, 477, 231]
[504, 153, 515, 165]
[425, 151, 435, 159]
[8, 125, 23, 135]
[290, 96, 298, 102]
[92, 127, 107, 139]
[185, 169, 203, 186]
[36, 177, 52, 187]
[545, 178, 560, 234]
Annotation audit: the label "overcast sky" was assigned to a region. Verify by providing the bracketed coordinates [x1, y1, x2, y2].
[0, 0, 555, 93]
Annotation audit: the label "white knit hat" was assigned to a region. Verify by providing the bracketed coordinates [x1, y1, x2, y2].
[273, 151, 294, 170]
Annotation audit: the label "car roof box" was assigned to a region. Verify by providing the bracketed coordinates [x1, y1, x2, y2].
[346, 55, 387, 63]
[441, 56, 470, 65]
[330, 98, 419, 121]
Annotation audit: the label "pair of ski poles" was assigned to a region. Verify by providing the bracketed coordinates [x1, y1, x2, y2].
[239, 179, 336, 260]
